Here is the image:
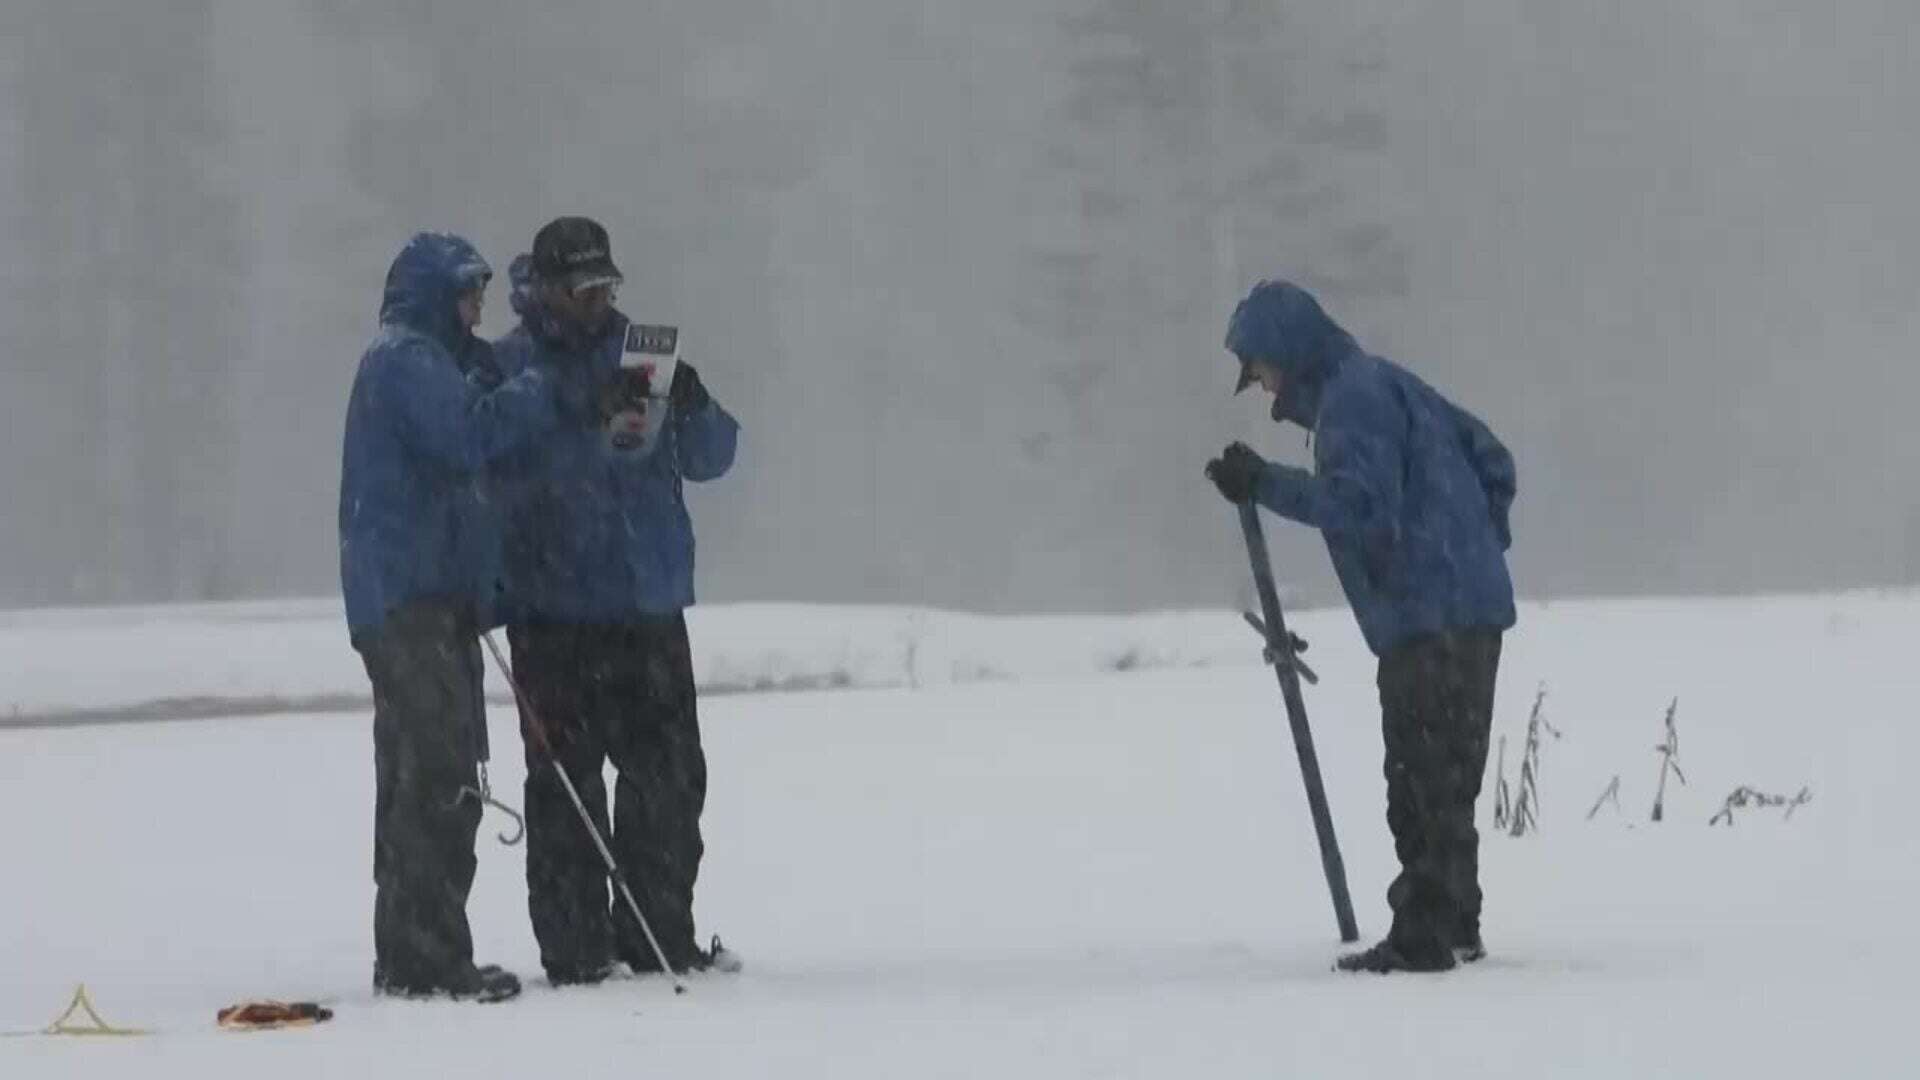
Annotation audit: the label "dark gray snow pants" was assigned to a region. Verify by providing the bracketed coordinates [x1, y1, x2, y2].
[508, 615, 708, 977]
[358, 599, 489, 986]
[1376, 628, 1503, 959]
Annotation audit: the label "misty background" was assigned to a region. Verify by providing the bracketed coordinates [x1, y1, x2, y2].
[1, 1, 1915, 615]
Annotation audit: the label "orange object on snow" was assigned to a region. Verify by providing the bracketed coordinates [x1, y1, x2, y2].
[216, 1001, 333, 1030]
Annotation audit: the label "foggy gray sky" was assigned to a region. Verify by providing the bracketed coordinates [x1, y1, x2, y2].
[2, 1, 1916, 613]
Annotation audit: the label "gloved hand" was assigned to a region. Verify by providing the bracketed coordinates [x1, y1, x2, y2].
[598, 366, 652, 420]
[595, 369, 652, 451]
[458, 336, 504, 391]
[670, 361, 710, 415]
[1205, 441, 1267, 504]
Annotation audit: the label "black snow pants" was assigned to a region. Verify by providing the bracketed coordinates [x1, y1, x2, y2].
[508, 615, 708, 976]
[1376, 628, 1503, 959]
[358, 599, 490, 986]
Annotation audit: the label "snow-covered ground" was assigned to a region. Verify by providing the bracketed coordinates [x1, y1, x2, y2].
[2, 592, 1915, 1077]
[0, 600, 1255, 723]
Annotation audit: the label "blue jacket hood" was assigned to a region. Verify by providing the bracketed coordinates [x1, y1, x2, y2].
[1244, 332, 1518, 655]
[341, 236, 567, 638]
[1224, 280, 1361, 428]
[380, 232, 493, 353]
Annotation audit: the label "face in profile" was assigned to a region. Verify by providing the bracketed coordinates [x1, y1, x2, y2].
[544, 281, 616, 335]
[456, 283, 486, 332]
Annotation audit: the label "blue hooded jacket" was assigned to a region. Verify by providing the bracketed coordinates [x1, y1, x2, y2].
[338, 233, 566, 639]
[1226, 281, 1517, 656]
[491, 257, 740, 621]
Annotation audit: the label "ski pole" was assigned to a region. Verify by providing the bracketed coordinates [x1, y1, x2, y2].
[479, 630, 687, 994]
[1234, 501, 1360, 943]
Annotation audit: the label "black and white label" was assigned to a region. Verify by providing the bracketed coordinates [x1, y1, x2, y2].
[619, 322, 682, 397]
[624, 323, 680, 359]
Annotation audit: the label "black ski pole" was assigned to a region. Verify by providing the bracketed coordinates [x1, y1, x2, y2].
[1234, 500, 1360, 943]
[480, 631, 688, 994]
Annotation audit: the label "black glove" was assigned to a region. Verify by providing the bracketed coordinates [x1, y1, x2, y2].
[598, 366, 652, 420]
[600, 373, 650, 451]
[1205, 441, 1266, 504]
[458, 336, 504, 391]
[670, 361, 710, 415]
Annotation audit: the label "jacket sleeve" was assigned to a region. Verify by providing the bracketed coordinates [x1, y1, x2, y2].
[674, 395, 740, 482]
[1254, 381, 1405, 562]
[385, 339, 561, 473]
[1445, 399, 1516, 550]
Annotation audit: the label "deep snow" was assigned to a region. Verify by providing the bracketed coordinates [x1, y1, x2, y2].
[2, 593, 1914, 1077]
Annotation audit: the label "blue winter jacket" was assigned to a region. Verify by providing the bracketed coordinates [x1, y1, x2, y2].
[1226, 281, 1517, 657]
[492, 262, 740, 621]
[338, 233, 566, 640]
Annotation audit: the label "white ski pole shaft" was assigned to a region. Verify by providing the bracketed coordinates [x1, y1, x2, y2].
[480, 631, 686, 995]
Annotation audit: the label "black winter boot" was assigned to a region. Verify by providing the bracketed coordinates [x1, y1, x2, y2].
[546, 958, 618, 987]
[1335, 938, 1456, 974]
[376, 962, 522, 1002]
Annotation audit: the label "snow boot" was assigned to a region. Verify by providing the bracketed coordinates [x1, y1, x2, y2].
[1335, 938, 1456, 974]
[546, 958, 619, 988]
[625, 934, 742, 976]
[376, 962, 522, 1002]
[690, 935, 743, 974]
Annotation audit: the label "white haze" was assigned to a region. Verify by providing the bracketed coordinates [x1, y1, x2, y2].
[0, 1, 1914, 613]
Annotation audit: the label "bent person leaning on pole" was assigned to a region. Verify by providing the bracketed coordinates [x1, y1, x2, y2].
[1205, 280, 1518, 974]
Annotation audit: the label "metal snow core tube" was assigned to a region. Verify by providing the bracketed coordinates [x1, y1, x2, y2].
[1234, 500, 1360, 944]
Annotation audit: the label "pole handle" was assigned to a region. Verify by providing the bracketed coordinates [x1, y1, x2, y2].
[1241, 610, 1318, 685]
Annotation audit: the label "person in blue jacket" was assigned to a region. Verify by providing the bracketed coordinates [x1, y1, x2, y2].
[492, 217, 740, 984]
[1206, 280, 1517, 974]
[340, 231, 581, 1003]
